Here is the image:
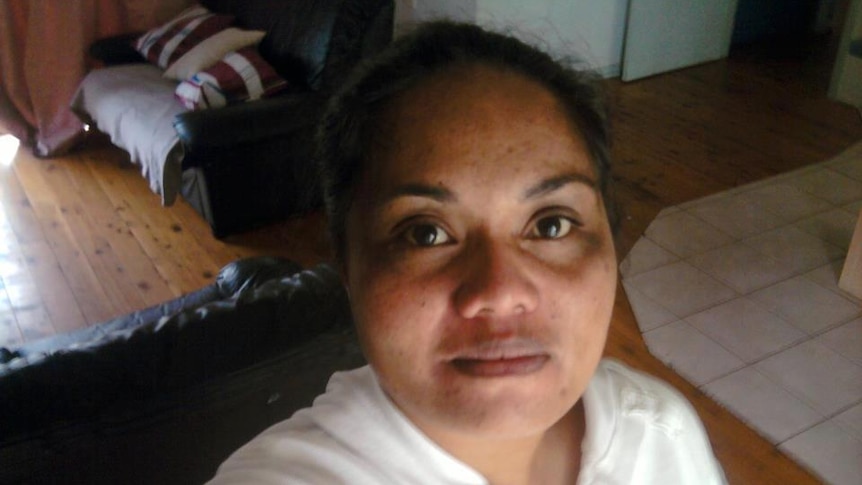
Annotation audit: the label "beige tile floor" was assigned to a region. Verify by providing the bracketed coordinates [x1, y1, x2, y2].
[621, 142, 862, 485]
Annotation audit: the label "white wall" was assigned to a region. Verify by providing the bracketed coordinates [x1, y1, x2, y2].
[394, 0, 476, 36]
[394, 0, 630, 77]
[621, 0, 738, 81]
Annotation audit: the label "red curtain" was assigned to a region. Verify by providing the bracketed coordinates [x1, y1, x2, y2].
[0, 0, 192, 157]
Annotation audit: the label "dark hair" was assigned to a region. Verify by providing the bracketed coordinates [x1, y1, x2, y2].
[317, 21, 617, 262]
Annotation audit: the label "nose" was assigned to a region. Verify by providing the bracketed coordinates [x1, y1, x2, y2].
[453, 237, 539, 319]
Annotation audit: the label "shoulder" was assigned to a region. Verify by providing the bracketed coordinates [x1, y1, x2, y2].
[594, 358, 700, 436]
[208, 367, 385, 484]
[580, 359, 727, 484]
[209, 366, 485, 485]
[207, 424, 371, 484]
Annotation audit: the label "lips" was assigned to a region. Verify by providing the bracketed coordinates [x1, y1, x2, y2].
[452, 355, 549, 377]
[448, 338, 550, 377]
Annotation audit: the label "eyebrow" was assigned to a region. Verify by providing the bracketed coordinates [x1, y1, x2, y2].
[386, 183, 457, 203]
[522, 173, 597, 200]
[382, 173, 596, 205]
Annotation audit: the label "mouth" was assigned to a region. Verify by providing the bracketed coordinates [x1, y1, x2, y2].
[449, 339, 550, 378]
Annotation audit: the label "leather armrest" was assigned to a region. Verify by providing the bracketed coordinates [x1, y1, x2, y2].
[0, 257, 303, 365]
[173, 93, 327, 152]
[216, 256, 303, 296]
[0, 263, 350, 440]
[89, 32, 146, 65]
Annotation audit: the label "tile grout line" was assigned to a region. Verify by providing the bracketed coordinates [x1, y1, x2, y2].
[622, 145, 862, 483]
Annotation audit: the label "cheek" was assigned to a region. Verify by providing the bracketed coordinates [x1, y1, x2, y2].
[349, 265, 444, 359]
[554, 246, 617, 348]
[551, 261, 615, 396]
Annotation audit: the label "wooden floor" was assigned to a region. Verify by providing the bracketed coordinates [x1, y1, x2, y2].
[1, 36, 860, 483]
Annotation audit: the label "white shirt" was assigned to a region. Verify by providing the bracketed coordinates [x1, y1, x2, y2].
[209, 359, 727, 484]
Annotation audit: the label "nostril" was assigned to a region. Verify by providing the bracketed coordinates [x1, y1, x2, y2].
[454, 278, 538, 318]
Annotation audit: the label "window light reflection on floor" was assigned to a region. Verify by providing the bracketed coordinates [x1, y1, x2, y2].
[0, 134, 21, 167]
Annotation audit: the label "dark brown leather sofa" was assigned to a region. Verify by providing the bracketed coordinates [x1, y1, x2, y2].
[81, 0, 394, 238]
[0, 258, 365, 484]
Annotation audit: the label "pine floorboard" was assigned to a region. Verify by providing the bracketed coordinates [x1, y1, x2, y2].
[0, 36, 859, 483]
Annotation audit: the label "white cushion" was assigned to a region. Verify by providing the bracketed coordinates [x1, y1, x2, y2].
[163, 27, 266, 80]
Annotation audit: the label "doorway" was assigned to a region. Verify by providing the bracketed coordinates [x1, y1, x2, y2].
[621, 0, 851, 92]
[728, 0, 851, 95]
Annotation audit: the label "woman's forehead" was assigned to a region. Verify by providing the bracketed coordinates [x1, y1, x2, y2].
[377, 64, 565, 129]
[363, 64, 594, 186]
[349, 68, 598, 220]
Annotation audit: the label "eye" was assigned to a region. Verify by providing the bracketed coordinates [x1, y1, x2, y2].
[530, 216, 574, 239]
[405, 223, 452, 247]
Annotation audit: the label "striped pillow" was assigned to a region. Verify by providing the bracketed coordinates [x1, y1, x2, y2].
[162, 28, 266, 81]
[134, 5, 234, 70]
[175, 47, 288, 110]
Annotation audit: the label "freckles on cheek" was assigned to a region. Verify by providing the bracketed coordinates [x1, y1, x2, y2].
[364, 279, 432, 332]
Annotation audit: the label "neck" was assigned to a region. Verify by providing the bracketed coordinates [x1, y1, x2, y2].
[421, 401, 585, 485]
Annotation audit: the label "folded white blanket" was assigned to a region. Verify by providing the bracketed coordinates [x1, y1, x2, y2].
[71, 64, 185, 205]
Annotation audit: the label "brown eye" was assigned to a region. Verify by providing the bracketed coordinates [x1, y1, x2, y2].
[531, 216, 573, 239]
[406, 224, 451, 247]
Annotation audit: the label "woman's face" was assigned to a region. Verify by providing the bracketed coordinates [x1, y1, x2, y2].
[343, 65, 617, 440]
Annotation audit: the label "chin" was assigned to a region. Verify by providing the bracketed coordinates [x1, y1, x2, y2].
[442, 401, 570, 440]
[430, 381, 575, 437]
